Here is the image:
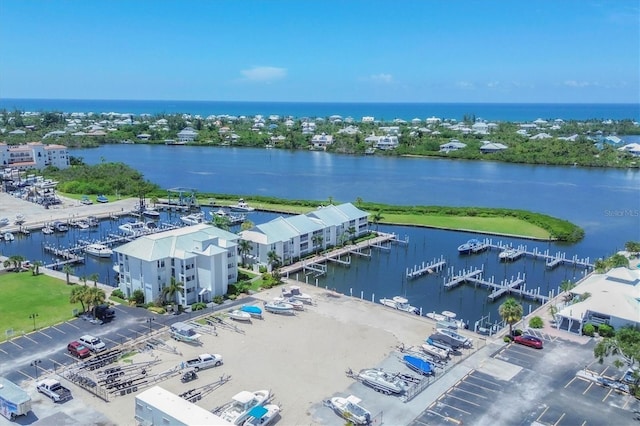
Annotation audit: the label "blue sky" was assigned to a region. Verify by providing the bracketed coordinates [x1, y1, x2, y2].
[1, 0, 638, 103]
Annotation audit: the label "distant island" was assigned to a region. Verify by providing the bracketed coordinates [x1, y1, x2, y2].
[0, 109, 639, 168]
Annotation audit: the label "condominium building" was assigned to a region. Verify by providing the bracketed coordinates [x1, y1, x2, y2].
[0, 142, 70, 170]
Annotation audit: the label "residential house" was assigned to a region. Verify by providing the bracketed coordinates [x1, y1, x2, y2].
[375, 135, 399, 150]
[530, 133, 553, 140]
[439, 140, 467, 153]
[362, 116, 375, 123]
[113, 224, 239, 306]
[177, 127, 198, 143]
[471, 122, 489, 135]
[479, 141, 508, 153]
[619, 143, 640, 156]
[311, 133, 333, 149]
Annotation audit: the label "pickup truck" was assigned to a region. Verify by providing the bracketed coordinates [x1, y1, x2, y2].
[185, 353, 223, 371]
[36, 379, 72, 402]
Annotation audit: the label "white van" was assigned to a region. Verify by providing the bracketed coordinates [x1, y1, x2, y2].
[78, 334, 106, 353]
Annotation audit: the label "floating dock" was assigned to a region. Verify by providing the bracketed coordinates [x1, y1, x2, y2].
[406, 256, 446, 279]
[482, 239, 593, 269]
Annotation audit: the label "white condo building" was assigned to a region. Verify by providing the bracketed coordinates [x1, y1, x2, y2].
[239, 203, 369, 267]
[114, 224, 239, 306]
[0, 142, 70, 170]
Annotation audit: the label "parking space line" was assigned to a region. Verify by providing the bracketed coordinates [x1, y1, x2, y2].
[52, 325, 67, 334]
[600, 366, 609, 377]
[17, 370, 33, 380]
[0, 347, 7, 355]
[580, 421, 587, 426]
[463, 380, 500, 393]
[536, 406, 549, 422]
[446, 393, 481, 407]
[454, 387, 489, 399]
[425, 410, 461, 425]
[66, 321, 80, 329]
[506, 347, 539, 358]
[602, 388, 613, 402]
[23, 335, 37, 344]
[582, 382, 593, 395]
[467, 373, 501, 386]
[565, 376, 590, 388]
[8, 340, 23, 349]
[38, 330, 53, 339]
[437, 401, 471, 415]
[553, 413, 566, 426]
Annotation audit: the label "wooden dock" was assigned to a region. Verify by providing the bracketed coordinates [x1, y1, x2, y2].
[406, 256, 446, 279]
[482, 239, 593, 269]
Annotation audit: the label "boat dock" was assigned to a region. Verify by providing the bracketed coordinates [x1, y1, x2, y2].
[443, 266, 548, 303]
[480, 239, 593, 269]
[42, 244, 85, 268]
[406, 256, 446, 279]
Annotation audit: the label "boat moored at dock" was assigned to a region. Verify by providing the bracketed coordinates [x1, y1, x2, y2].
[457, 238, 488, 254]
[84, 243, 113, 258]
[229, 198, 255, 212]
[379, 296, 419, 315]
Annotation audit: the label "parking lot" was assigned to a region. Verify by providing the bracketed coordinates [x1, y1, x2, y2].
[409, 334, 640, 426]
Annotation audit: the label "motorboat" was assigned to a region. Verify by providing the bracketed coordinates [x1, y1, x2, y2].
[240, 305, 263, 319]
[403, 354, 434, 376]
[86, 216, 99, 227]
[52, 221, 69, 232]
[229, 198, 255, 212]
[145, 221, 157, 230]
[421, 343, 450, 361]
[211, 209, 246, 225]
[80, 195, 93, 205]
[287, 285, 313, 304]
[219, 389, 271, 425]
[0, 218, 9, 227]
[264, 300, 294, 315]
[119, 221, 147, 234]
[3, 232, 15, 242]
[96, 194, 109, 203]
[357, 368, 408, 395]
[42, 225, 54, 235]
[275, 296, 304, 311]
[75, 220, 90, 230]
[441, 310, 467, 329]
[84, 243, 113, 258]
[142, 208, 160, 219]
[499, 247, 520, 261]
[379, 296, 419, 315]
[228, 309, 252, 322]
[425, 312, 446, 322]
[180, 212, 205, 225]
[243, 404, 280, 426]
[436, 328, 472, 348]
[327, 394, 371, 425]
[457, 238, 487, 254]
[169, 322, 202, 343]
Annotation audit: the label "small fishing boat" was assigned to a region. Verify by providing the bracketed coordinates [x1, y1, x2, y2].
[499, 247, 520, 261]
[211, 209, 246, 225]
[52, 221, 68, 232]
[403, 354, 434, 376]
[42, 225, 54, 235]
[0, 218, 10, 227]
[84, 243, 113, 258]
[379, 296, 419, 315]
[457, 238, 487, 254]
[240, 305, 263, 319]
[421, 342, 450, 361]
[96, 194, 109, 203]
[142, 208, 160, 219]
[228, 309, 252, 322]
[119, 221, 147, 234]
[425, 312, 446, 321]
[288, 285, 313, 304]
[242, 404, 280, 426]
[264, 300, 294, 315]
[442, 310, 467, 329]
[327, 395, 371, 425]
[219, 389, 271, 425]
[229, 198, 255, 212]
[180, 212, 205, 225]
[436, 328, 473, 348]
[357, 368, 408, 395]
[3, 232, 15, 242]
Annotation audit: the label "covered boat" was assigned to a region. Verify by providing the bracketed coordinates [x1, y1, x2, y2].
[219, 389, 270, 425]
[240, 305, 263, 319]
[328, 395, 371, 425]
[242, 404, 280, 426]
[403, 355, 433, 376]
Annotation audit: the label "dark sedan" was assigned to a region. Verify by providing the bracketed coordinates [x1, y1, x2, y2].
[513, 334, 544, 349]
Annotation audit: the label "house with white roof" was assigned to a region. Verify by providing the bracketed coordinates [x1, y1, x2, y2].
[177, 127, 198, 143]
[619, 143, 640, 156]
[530, 133, 553, 140]
[471, 122, 489, 135]
[338, 125, 360, 135]
[479, 141, 508, 153]
[440, 140, 467, 153]
[311, 133, 333, 149]
[0, 142, 70, 170]
[362, 116, 375, 123]
[374, 135, 399, 150]
[555, 267, 640, 334]
[113, 224, 239, 306]
[239, 203, 369, 267]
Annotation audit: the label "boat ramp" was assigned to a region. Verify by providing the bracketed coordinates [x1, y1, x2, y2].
[443, 266, 548, 303]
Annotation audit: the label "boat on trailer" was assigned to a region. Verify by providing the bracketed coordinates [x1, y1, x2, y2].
[228, 309, 252, 322]
[240, 305, 263, 319]
[379, 296, 419, 315]
[403, 354, 434, 376]
[327, 394, 371, 425]
[357, 368, 408, 395]
[242, 404, 280, 426]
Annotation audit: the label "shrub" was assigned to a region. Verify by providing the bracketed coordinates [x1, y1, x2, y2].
[529, 316, 544, 329]
[597, 324, 615, 337]
[130, 289, 145, 304]
[111, 289, 125, 299]
[147, 306, 166, 314]
[504, 336, 513, 343]
[582, 323, 595, 337]
[228, 294, 237, 301]
[191, 302, 207, 311]
[227, 283, 240, 296]
[512, 329, 523, 337]
[213, 295, 224, 305]
[258, 265, 267, 273]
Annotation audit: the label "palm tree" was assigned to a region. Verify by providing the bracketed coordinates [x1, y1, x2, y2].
[267, 250, 281, 271]
[88, 273, 99, 287]
[371, 211, 384, 231]
[355, 197, 363, 206]
[312, 234, 323, 254]
[347, 226, 357, 244]
[86, 286, 107, 318]
[559, 279, 575, 303]
[32, 260, 42, 276]
[162, 276, 184, 311]
[238, 239, 253, 268]
[499, 297, 523, 337]
[69, 285, 89, 313]
[62, 264, 74, 285]
[8, 255, 25, 272]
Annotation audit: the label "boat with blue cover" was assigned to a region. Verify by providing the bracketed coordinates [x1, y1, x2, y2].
[240, 305, 263, 319]
[96, 194, 108, 203]
[403, 355, 434, 376]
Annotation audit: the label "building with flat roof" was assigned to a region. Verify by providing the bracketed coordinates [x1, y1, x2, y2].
[0, 142, 70, 170]
[114, 224, 239, 306]
[135, 386, 231, 426]
[555, 267, 640, 334]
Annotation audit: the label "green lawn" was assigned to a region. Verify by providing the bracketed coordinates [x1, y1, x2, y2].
[0, 272, 82, 341]
[381, 214, 552, 239]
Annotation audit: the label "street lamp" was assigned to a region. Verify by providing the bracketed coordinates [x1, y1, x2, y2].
[30, 360, 42, 380]
[146, 317, 155, 335]
[29, 313, 38, 331]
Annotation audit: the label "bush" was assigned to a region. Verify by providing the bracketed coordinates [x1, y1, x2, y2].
[504, 336, 513, 343]
[228, 294, 237, 301]
[582, 323, 595, 337]
[191, 302, 207, 311]
[227, 283, 240, 296]
[147, 306, 166, 314]
[512, 329, 523, 337]
[529, 316, 544, 329]
[111, 289, 125, 299]
[130, 289, 145, 304]
[597, 324, 615, 337]
[213, 295, 224, 305]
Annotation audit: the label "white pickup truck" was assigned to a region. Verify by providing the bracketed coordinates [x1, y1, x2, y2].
[36, 379, 72, 402]
[185, 353, 223, 371]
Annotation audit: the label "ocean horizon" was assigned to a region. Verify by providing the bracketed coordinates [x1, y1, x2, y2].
[1, 98, 638, 122]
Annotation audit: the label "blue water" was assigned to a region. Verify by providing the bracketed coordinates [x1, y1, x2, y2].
[1, 98, 638, 122]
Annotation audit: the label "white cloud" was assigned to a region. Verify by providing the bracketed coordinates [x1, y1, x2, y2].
[240, 66, 287, 82]
[486, 81, 500, 88]
[455, 81, 474, 89]
[564, 80, 598, 88]
[369, 73, 393, 83]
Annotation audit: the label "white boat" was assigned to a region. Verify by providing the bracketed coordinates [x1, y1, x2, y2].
[242, 404, 280, 426]
[42, 225, 54, 235]
[264, 300, 294, 315]
[275, 296, 304, 311]
[180, 212, 205, 225]
[441, 310, 467, 329]
[0, 218, 9, 227]
[357, 368, 408, 395]
[436, 328, 472, 348]
[499, 247, 520, 261]
[228, 309, 252, 322]
[379, 296, 419, 315]
[425, 312, 446, 321]
[211, 209, 246, 225]
[287, 285, 313, 304]
[119, 221, 147, 234]
[421, 343, 450, 361]
[84, 243, 113, 258]
[14, 214, 25, 225]
[219, 390, 271, 425]
[457, 238, 487, 254]
[142, 208, 160, 219]
[229, 198, 255, 212]
[327, 395, 371, 425]
[3, 232, 15, 242]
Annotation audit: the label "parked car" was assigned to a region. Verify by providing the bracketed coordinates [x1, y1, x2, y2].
[513, 334, 543, 349]
[67, 341, 91, 358]
[78, 335, 106, 353]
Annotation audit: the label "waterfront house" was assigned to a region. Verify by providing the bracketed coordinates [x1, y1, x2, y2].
[311, 133, 333, 149]
[177, 127, 198, 143]
[136, 133, 151, 141]
[374, 135, 399, 150]
[471, 122, 489, 135]
[239, 203, 369, 268]
[479, 141, 508, 154]
[619, 143, 640, 156]
[439, 140, 467, 153]
[555, 267, 640, 334]
[0, 142, 70, 170]
[113, 224, 239, 306]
